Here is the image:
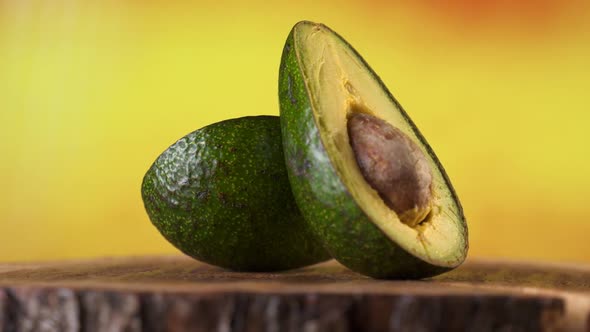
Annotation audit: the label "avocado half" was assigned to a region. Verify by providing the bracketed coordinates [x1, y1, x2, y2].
[278, 21, 468, 278]
[142, 116, 330, 271]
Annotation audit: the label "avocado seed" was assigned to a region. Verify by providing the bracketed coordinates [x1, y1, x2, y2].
[347, 112, 433, 227]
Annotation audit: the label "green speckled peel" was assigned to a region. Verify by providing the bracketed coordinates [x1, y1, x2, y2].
[279, 21, 468, 279]
[142, 116, 330, 271]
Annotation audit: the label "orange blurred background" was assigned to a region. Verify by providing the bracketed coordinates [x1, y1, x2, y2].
[1, 0, 589, 263]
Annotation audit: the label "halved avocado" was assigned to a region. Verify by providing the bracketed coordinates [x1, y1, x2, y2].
[142, 116, 330, 271]
[278, 21, 468, 278]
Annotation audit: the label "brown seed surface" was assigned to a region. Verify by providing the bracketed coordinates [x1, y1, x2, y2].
[347, 112, 432, 227]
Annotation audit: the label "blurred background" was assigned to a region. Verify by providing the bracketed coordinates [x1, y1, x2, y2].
[1, 0, 589, 263]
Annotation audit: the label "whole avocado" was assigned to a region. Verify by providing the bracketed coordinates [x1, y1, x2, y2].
[141, 116, 330, 271]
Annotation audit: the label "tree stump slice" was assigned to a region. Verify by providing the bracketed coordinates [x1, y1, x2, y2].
[0, 256, 588, 331]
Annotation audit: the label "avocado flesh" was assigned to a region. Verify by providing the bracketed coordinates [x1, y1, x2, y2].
[142, 116, 330, 271]
[279, 21, 468, 278]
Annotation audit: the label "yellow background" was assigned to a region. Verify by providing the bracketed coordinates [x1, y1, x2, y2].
[1, 0, 589, 263]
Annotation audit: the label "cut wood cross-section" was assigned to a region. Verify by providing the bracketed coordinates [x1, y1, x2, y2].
[0, 256, 589, 331]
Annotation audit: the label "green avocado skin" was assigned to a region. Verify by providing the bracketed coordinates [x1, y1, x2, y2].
[141, 116, 330, 271]
[278, 22, 467, 279]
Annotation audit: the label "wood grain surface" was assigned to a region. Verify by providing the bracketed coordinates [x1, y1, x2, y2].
[0, 256, 588, 332]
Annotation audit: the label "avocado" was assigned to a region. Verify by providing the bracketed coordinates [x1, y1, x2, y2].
[278, 21, 468, 279]
[141, 116, 330, 271]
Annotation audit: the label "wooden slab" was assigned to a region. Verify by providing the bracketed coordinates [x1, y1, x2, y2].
[0, 256, 588, 331]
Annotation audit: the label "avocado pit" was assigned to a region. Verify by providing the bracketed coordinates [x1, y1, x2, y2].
[347, 112, 433, 227]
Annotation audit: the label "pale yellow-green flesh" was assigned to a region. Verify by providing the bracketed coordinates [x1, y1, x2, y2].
[294, 23, 466, 266]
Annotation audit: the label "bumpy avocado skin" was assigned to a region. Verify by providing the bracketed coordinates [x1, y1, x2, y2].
[278, 22, 467, 279]
[141, 116, 330, 271]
